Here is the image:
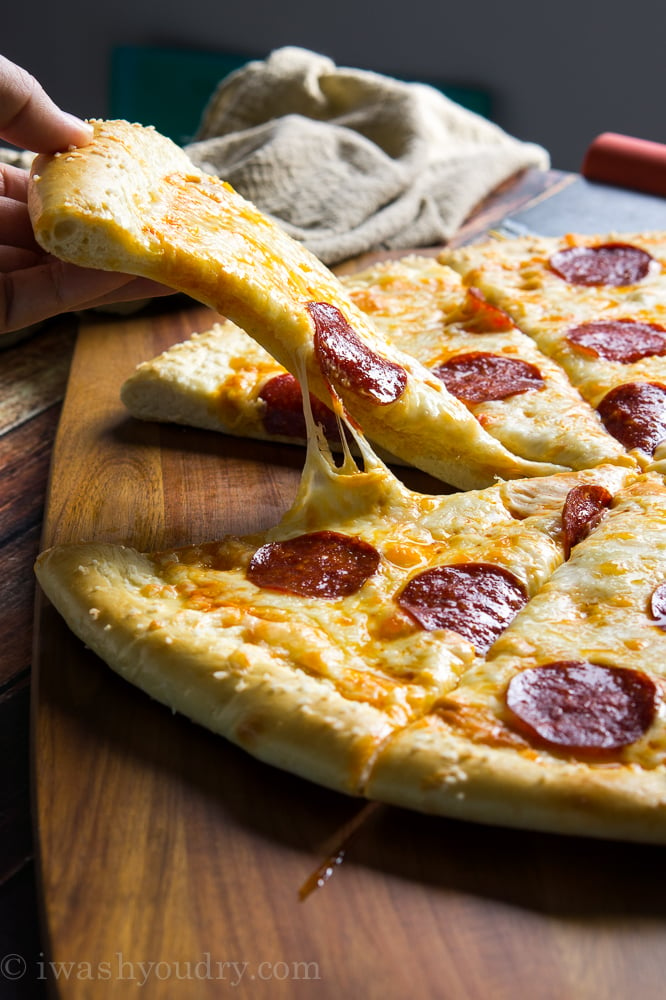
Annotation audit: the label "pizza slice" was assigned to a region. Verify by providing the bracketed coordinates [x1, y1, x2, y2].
[368, 472, 666, 842]
[442, 232, 666, 474]
[36, 385, 655, 839]
[121, 255, 630, 473]
[28, 118, 570, 490]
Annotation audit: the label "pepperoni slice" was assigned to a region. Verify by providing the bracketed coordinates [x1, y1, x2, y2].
[308, 301, 407, 405]
[396, 562, 527, 653]
[565, 319, 666, 363]
[549, 242, 656, 286]
[454, 287, 515, 333]
[432, 351, 545, 403]
[258, 373, 339, 440]
[650, 583, 666, 629]
[561, 484, 613, 558]
[505, 661, 657, 752]
[246, 530, 380, 598]
[597, 381, 666, 454]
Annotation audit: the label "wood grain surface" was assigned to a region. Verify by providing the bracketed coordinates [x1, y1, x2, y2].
[33, 305, 666, 999]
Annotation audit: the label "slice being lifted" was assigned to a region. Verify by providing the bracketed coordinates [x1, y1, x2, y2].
[121, 255, 629, 473]
[28, 118, 571, 489]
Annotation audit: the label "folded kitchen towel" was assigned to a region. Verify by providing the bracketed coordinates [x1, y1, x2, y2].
[0, 147, 33, 169]
[185, 46, 550, 265]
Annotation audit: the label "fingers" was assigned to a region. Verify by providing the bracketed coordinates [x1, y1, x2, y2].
[0, 162, 30, 202]
[0, 55, 93, 153]
[0, 246, 41, 270]
[71, 276, 175, 312]
[0, 56, 164, 335]
[0, 258, 173, 335]
[0, 55, 174, 335]
[0, 197, 39, 251]
[0, 164, 46, 255]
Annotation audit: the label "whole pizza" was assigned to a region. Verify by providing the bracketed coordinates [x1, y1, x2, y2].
[28, 119, 666, 844]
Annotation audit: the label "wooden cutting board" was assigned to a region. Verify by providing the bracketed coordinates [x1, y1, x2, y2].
[32, 299, 666, 999]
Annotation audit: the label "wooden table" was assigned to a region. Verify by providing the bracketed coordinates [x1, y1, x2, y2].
[5, 168, 666, 999]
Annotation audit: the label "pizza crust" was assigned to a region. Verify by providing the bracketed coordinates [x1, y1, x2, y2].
[366, 476, 666, 843]
[121, 321, 278, 437]
[366, 714, 666, 844]
[35, 541, 397, 795]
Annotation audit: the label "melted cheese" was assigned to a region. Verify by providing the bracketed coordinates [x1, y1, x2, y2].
[30, 120, 570, 489]
[454, 474, 666, 766]
[443, 233, 666, 473]
[122, 255, 630, 473]
[132, 345, 637, 730]
[29, 124, 666, 839]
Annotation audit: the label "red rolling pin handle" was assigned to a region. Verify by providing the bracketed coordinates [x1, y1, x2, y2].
[582, 132, 666, 198]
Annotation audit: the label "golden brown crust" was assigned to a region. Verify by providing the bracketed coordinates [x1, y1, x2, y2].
[120, 322, 279, 438]
[366, 713, 666, 843]
[34, 542, 396, 795]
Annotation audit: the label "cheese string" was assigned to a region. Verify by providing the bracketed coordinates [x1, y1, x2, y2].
[293, 345, 388, 477]
[298, 801, 383, 900]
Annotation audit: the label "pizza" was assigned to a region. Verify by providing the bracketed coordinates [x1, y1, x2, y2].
[120, 255, 630, 475]
[441, 232, 666, 476]
[28, 119, 581, 490]
[34, 412, 666, 842]
[28, 118, 666, 844]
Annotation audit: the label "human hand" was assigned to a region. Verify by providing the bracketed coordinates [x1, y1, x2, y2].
[0, 55, 171, 335]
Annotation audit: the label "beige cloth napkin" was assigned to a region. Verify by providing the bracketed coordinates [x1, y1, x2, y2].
[185, 46, 550, 265]
[0, 148, 33, 169]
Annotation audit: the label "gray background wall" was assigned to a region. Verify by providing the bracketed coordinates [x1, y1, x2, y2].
[4, 0, 665, 171]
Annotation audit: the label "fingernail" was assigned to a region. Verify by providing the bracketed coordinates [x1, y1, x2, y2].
[63, 113, 94, 144]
